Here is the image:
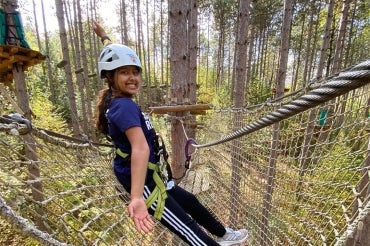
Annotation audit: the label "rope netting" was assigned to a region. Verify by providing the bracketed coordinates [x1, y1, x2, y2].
[0, 59, 369, 245]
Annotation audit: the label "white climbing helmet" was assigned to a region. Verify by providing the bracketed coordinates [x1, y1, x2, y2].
[98, 44, 142, 78]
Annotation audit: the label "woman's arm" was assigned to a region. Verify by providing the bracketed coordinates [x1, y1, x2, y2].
[125, 126, 154, 232]
[92, 20, 112, 46]
[125, 126, 149, 199]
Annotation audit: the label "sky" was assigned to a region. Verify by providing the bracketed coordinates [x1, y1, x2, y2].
[19, 0, 118, 33]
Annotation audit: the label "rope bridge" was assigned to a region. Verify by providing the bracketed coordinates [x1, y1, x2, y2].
[0, 59, 369, 245]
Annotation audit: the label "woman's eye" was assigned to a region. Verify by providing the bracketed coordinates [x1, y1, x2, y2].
[119, 69, 139, 76]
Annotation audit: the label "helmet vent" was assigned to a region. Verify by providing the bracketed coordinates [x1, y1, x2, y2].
[111, 54, 119, 61]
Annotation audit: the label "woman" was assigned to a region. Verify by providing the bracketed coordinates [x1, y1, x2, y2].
[94, 21, 248, 246]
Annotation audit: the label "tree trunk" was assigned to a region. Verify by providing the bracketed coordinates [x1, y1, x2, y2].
[343, 0, 357, 68]
[67, 0, 89, 136]
[152, 1, 157, 89]
[298, 0, 335, 195]
[168, 0, 189, 181]
[55, 0, 81, 137]
[332, 0, 352, 74]
[260, 0, 293, 244]
[230, 0, 250, 224]
[145, 0, 151, 106]
[302, 2, 317, 85]
[77, 0, 94, 137]
[135, 0, 146, 107]
[13, 64, 47, 231]
[245, 24, 255, 103]
[291, 8, 306, 91]
[120, 0, 129, 44]
[316, 0, 335, 80]
[40, 0, 56, 102]
[186, 0, 198, 139]
[160, 0, 166, 92]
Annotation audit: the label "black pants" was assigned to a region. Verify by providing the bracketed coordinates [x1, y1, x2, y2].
[115, 169, 225, 245]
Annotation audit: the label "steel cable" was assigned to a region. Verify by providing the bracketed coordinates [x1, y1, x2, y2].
[195, 59, 370, 148]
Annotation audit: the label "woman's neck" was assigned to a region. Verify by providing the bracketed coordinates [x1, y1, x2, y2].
[112, 90, 133, 98]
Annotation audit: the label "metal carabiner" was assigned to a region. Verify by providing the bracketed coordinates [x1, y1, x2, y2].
[184, 138, 197, 169]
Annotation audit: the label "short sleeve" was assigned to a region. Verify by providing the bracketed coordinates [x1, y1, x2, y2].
[107, 98, 141, 133]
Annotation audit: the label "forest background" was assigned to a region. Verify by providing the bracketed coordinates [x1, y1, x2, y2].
[0, 0, 369, 244]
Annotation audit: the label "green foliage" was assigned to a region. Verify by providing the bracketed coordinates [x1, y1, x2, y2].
[247, 77, 272, 105]
[198, 84, 216, 105]
[250, 0, 282, 31]
[0, 88, 13, 115]
[200, 0, 238, 32]
[28, 83, 70, 134]
[214, 84, 232, 107]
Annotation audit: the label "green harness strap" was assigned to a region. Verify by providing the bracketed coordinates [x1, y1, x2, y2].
[146, 162, 167, 219]
[116, 148, 167, 220]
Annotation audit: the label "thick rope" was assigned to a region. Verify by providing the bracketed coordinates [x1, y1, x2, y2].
[0, 59, 369, 245]
[335, 199, 370, 246]
[195, 59, 370, 148]
[0, 196, 70, 246]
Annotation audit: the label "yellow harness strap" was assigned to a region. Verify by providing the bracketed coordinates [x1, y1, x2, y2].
[146, 162, 167, 219]
[116, 149, 167, 220]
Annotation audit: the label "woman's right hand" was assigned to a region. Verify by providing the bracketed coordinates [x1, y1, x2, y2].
[128, 197, 154, 233]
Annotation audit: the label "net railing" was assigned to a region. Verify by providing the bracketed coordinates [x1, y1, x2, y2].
[0, 59, 369, 245]
[196, 83, 369, 245]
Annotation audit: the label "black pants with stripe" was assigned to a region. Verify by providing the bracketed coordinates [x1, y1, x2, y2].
[115, 170, 226, 246]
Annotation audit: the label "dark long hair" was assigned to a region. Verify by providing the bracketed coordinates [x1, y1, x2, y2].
[95, 72, 114, 135]
[96, 87, 113, 135]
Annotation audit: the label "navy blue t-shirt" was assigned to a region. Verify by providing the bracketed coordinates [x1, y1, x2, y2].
[106, 97, 157, 175]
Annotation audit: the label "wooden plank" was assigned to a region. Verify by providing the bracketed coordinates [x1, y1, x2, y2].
[13, 54, 32, 62]
[0, 62, 9, 70]
[0, 52, 10, 58]
[9, 46, 19, 53]
[150, 104, 212, 114]
[0, 45, 45, 83]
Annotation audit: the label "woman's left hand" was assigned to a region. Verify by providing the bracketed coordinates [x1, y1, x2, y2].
[128, 197, 154, 233]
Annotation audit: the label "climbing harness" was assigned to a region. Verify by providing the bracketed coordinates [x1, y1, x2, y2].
[115, 125, 199, 219]
[145, 162, 168, 219]
[153, 134, 173, 183]
[116, 134, 172, 220]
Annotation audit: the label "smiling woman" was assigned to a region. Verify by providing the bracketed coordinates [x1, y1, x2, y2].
[93, 20, 249, 246]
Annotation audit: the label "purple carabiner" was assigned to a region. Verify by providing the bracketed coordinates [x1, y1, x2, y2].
[185, 138, 198, 163]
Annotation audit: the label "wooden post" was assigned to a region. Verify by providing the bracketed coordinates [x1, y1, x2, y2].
[13, 64, 46, 231]
[2, 0, 47, 231]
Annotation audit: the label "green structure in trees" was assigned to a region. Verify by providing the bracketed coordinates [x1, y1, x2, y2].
[0, 0, 44, 86]
[0, 1, 29, 48]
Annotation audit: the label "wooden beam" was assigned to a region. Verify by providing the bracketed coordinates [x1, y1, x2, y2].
[149, 104, 212, 114]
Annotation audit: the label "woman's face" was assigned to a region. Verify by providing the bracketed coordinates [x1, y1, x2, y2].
[113, 66, 142, 97]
